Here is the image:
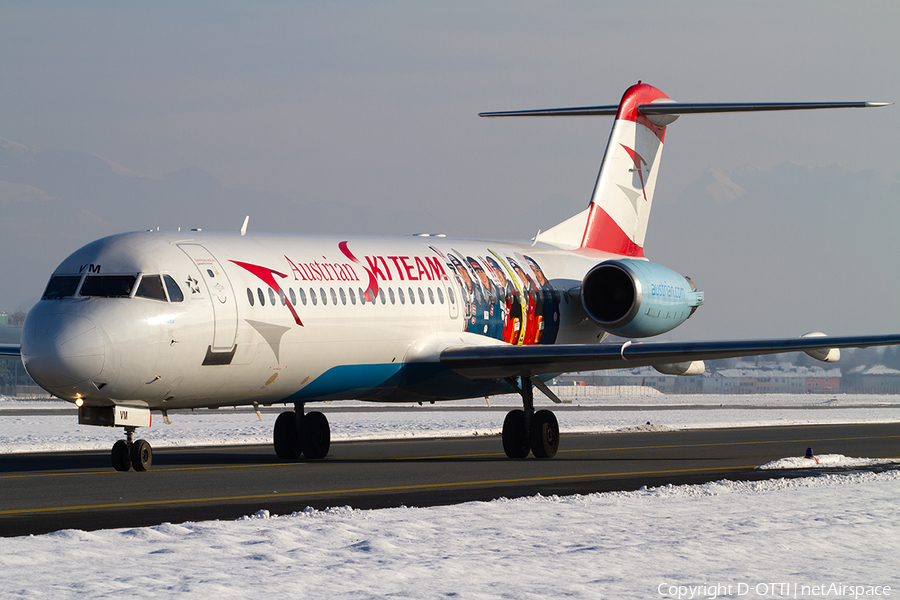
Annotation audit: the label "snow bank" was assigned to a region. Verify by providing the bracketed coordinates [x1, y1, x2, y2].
[758, 454, 900, 470]
[1, 471, 898, 598]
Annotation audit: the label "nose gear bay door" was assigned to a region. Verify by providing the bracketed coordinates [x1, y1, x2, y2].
[177, 243, 238, 352]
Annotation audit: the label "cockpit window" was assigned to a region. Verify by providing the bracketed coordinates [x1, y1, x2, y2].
[135, 275, 167, 301]
[80, 275, 136, 298]
[42, 276, 81, 299]
[164, 275, 184, 302]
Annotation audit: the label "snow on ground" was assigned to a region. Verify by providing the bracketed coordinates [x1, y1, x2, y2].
[2, 394, 899, 598]
[1, 471, 898, 598]
[758, 454, 900, 470]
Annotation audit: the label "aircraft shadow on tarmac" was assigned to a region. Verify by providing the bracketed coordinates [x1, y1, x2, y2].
[1, 447, 282, 473]
[0, 444, 775, 474]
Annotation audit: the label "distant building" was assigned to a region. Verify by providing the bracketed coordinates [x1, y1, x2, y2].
[842, 365, 900, 394]
[557, 362, 900, 395]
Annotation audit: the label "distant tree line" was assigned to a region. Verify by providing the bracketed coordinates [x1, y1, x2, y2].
[2, 311, 27, 327]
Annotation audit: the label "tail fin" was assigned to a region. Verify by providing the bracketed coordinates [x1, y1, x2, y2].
[479, 83, 889, 255]
[580, 82, 671, 256]
[538, 82, 671, 256]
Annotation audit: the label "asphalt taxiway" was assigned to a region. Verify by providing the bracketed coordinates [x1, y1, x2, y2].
[2, 422, 899, 537]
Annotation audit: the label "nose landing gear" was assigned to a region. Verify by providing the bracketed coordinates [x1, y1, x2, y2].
[110, 426, 153, 472]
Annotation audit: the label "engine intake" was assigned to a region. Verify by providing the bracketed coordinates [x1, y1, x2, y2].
[581, 259, 704, 338]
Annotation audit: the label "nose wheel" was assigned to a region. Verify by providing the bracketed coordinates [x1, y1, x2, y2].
[111, 426, 153, 472]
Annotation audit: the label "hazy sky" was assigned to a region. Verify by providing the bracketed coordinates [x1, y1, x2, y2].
[2, 1, 899, 340]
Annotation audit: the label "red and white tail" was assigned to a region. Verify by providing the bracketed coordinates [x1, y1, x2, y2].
[536, 82, 672, 256]
[479, 82, 887, 257]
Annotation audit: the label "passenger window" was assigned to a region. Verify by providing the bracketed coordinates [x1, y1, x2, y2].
[428, 288, 435, 304]
[330, 288, 338, 305]
[398, 288, 405, 304]
[349, 288, 356, 305]
[289, 288, 296, 306]
[42, 276, 81, 300]
[419, 288, 426, 304]
[448, 288, 455, 304]
[437, 287, 444, 304]
[164, 275, 184, 302]
[247, 288, 255, 306]
[135, 275, 167, 301]
[320, 287, 327, 306]
[80, 275, 136, 298]
[339, 288, 347, 305]
[299, 288, 308, 306]
[310, 288, 317, 306]
[380, 290, 386, 305]
[408, 287, 415, 304]
[279, 289, 286, 306]
[268, 288, 276, 306]
[389, 288, 395, 304]
[257, 288, 265, 305]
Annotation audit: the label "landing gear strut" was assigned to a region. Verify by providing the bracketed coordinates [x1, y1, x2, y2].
[111, 426, 153, 472]
[501, 377, 559, 459]
[274, 403, 331, 460]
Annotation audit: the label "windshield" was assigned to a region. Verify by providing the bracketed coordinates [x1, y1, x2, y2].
[135, 275, 167, 301]
[42, 276, 82, 300]
[79, 275, 136, 298]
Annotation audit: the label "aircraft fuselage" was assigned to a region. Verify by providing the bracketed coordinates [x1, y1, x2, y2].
[23, 230, 643, 410]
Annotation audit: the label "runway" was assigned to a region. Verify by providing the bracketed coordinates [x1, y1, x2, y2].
[2, 422, 899, 537]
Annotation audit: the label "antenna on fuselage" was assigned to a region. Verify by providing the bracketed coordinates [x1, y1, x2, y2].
[240, 215, 249, 236]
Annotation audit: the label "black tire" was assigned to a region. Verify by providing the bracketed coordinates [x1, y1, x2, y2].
[301, 411, 331, 459]
[274, 411, 302, 459]
[131, 439, 153, 471]
[529, 410, 559, 459]
[111, 439, 131, 472]
[502, 409, 530, 459]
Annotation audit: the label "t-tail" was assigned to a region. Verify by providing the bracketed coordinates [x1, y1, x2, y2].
[480, 81, 889, 256]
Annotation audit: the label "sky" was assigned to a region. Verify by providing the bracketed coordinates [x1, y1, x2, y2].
[1, 1, 899, 339]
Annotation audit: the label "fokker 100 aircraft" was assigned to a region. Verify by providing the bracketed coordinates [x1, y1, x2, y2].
[2, 81, 898, 472]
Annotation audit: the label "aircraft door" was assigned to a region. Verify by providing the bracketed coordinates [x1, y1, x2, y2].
[178, 244, 238, 352]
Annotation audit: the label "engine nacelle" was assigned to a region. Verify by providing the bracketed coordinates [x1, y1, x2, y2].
[801, 332, 841, 363]
[653, 361, 706, 376]
[581, 259, 704, 338]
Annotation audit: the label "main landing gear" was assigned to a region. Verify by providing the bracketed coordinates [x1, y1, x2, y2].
[274, 403, 331, 460]
[111, 426, 153, 472]
[501, 377, 560, 459]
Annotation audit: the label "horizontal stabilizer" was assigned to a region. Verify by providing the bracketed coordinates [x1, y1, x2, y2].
[479, 101, 890, 118]
[637, 101, 891, 114]
[441, 333, 900, 380]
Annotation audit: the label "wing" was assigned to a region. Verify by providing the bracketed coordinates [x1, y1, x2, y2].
[0, 344, 21, 357]
[440, 334, 900, 379]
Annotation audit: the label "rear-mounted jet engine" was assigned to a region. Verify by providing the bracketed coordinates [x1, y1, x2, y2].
[581, 259, 704, 338]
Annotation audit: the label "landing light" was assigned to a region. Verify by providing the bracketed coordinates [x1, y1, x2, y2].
[75, 398, 84, 407]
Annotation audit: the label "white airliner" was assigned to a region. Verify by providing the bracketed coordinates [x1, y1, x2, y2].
[2, 81, 897, 472]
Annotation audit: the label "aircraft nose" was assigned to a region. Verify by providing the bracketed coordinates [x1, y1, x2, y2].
[22, 313, 106, 389]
